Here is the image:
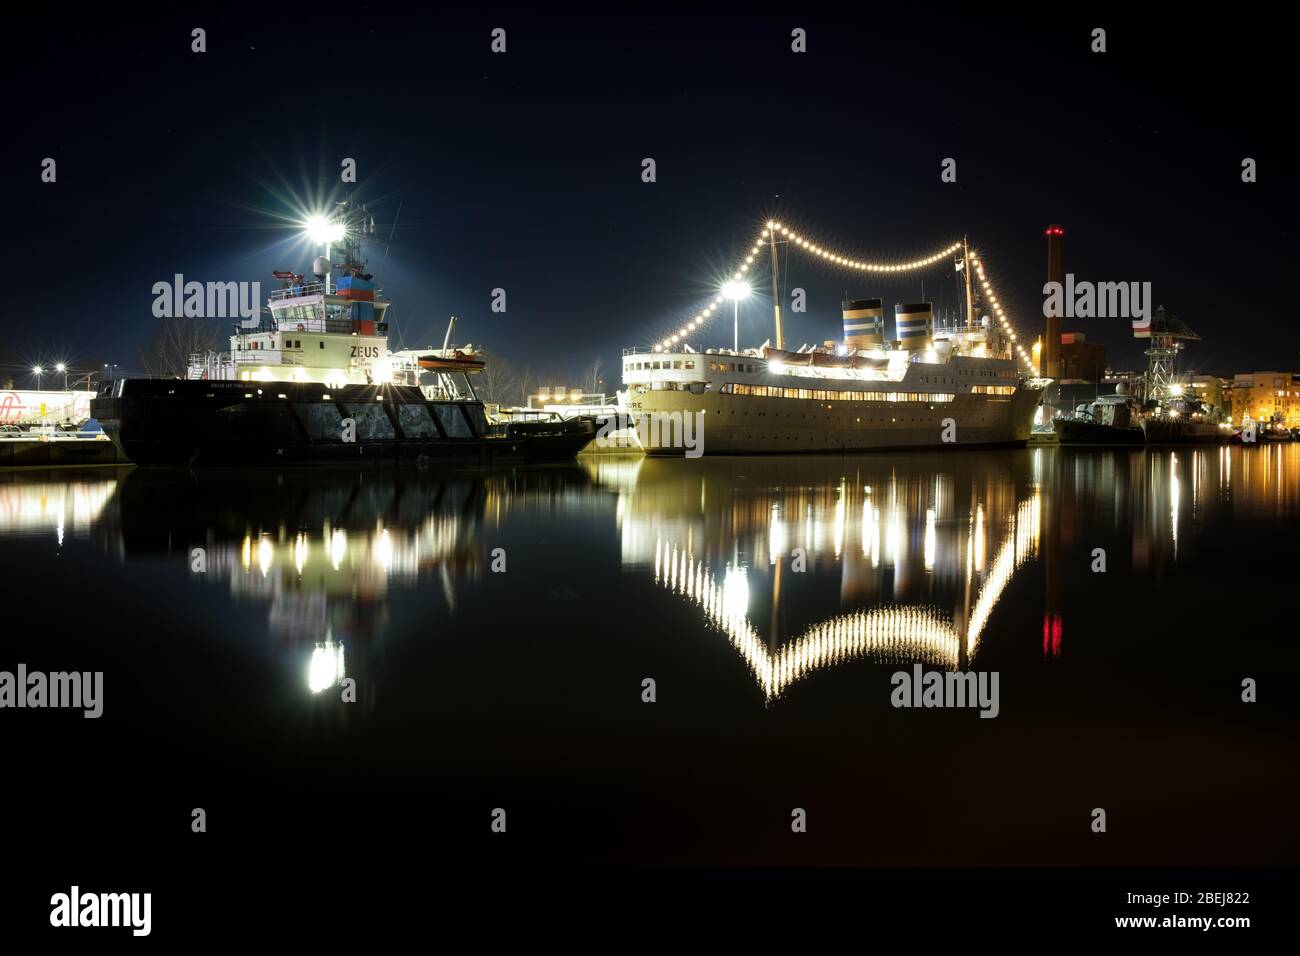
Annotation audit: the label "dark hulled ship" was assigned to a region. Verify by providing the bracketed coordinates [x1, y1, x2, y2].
[92, 201, 594, 466]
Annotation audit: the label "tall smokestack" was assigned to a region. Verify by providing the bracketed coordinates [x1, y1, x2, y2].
[1044, 224, 1064, 380]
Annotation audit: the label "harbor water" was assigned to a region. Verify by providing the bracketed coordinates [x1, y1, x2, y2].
[2, 445, 1297, 869]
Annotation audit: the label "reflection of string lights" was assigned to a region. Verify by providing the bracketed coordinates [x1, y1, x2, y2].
[653, 490, 1040, 701]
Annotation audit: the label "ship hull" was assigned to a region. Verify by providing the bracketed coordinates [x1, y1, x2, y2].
[624, 385, 1044, 455]
[91, 379, 594, 466]
[1140, 419, 1226, 445]
[1052, 418, 1145, 445]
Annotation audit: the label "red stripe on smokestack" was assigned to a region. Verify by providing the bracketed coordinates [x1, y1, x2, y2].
[1044, 224, 1064, 379]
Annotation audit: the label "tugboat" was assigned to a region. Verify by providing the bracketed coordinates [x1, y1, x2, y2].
[1052, 392, 1144, 445]
[92, 201, 595, 466]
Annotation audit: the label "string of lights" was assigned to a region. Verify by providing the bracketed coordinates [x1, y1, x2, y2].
[654, 219, 1041, 379]
[969, 254, 1039, 376]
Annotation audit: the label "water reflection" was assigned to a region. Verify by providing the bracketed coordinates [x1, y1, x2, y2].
[1, 444, 1296, 705]
[87, 465, 599, 695]
[0, 468, 122, 542]
[634, 459, 1041, 701]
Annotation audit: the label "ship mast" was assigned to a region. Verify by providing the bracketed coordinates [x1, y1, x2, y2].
[768, 226, 783, 351]
[962, 236, 974, 328]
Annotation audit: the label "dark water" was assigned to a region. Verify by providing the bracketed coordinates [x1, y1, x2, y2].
[2, 446, 1297, 876]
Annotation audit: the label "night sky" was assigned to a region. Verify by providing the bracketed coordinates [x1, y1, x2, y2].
[11, 7, 1293, 384]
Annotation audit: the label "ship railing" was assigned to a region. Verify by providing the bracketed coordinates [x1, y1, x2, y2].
[187, 351, 237, 380]
[622, 346, 658, 356]
[270, 282, 327, 301]
[0, 427, 110, 441]
[230, 349, 304, 366]
[270, 317, 349, 334]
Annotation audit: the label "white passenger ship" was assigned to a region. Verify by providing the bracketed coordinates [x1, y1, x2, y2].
[622, 241, 1048, 455]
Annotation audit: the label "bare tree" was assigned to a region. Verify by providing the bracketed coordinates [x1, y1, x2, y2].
[517, 364, 535, 408]
[473, 348, 524, 408]
[581, 356, 606, 398]
[140, 316, 223, 378]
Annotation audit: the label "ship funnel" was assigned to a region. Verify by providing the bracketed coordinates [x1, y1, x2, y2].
[895, 302, 934, 350]
[841, 298, 884, 349]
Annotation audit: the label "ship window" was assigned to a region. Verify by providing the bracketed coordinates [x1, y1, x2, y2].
[319, 342, 325, 349]
[432, 403, 473, 438]
[343, 403, 395, 439]
[463, 404, 490, 436]
[673, 361, 683, 370]
[296, 401, 346, 440]
[397, 403, 438, 438]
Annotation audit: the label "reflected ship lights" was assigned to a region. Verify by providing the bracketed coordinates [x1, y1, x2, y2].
[650, 476, 1043, 703]
[308, 638, 347, 694]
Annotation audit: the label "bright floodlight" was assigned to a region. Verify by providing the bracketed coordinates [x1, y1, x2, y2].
[56, 363, 66, 372]
[722, 279, 751, 300]
[33, 366, 43, 375]
[304, 215, 346, 244]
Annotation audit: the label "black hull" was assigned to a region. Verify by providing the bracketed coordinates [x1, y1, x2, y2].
[91, 379, 595, 466]
[1140, 419, 1227, 445]
[1052, 419, 1145, 445]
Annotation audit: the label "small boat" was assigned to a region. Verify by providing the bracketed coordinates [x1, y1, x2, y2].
[1052, 395, 1144, 445]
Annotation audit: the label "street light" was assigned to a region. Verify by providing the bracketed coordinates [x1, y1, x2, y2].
[32, 365, 43, 388]
[723, 280, 752, 353]
[56, 363, 67, 389]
